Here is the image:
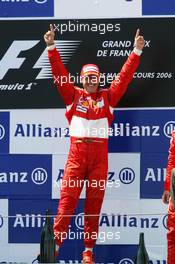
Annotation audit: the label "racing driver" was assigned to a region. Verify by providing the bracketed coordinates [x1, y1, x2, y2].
[44, 24, 145, 264]
[162, 130, 175, 264]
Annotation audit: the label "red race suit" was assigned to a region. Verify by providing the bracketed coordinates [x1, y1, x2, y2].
[48, 46, 141, 248]
[165, 131, 175, 264]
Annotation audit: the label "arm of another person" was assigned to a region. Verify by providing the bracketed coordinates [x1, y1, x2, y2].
[44, 24, 75, 106]
[162, 132, 175, 204]
[108, 29, 145, 107]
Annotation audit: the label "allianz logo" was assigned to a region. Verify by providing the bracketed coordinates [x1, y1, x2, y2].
[14, 124, 69, 138]
[0, 168, 47, 185]
[119, 168, 135, 184]
[145, 168, 166, 182]
[57, 168, 135, 185]
[13, 121, 175, 138]
[113, 123, 160, 137]
[75, 213, 160, 230]
[13, 213, 45, 228]
[113, 121, 175, 138]
[0, 124, 5, 140]
[12, 212, 162, 229]
[163, 121, 175, 138]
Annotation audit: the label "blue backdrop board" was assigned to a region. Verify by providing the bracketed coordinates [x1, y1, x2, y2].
[0, 17, 173, 263]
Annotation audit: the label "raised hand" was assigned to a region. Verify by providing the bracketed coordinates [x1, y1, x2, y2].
[44, 24, 55, 46]
[134, 29, 145, 51]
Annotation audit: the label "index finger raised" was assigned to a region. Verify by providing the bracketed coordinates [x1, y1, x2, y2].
[135, 28, 140, 39]
[50, 23, 54, 32]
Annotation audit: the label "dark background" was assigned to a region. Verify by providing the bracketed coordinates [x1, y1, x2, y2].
[0, 18, 174, 108]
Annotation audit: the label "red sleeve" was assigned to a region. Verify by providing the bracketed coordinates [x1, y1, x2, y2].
[108, 51, 140, 107]
[48, 47, 75, 106]
[165, 132, 175, 191]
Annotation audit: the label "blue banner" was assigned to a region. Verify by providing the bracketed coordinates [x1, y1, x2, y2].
[8, 199, 84, 244]
[58, 245, 139, 264]
[0, 112, 9, 154]
[9, 199, 56, 243]
[0, 0, 54, 17]
[140, 153, 167, 199]
[8, 199, 143, 263]
[109, 110, 142, 153]
[0, 154, 52, 197]
[109, 109, 174, 153]
[142, 0, 175, 15]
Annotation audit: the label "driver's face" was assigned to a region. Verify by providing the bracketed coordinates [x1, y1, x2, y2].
[82, 75, 99, 93]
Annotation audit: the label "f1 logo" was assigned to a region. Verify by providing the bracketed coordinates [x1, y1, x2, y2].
[0, 40, 39, 80]
[0, 40, 80, 80]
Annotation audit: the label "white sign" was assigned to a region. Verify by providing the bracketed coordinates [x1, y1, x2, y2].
[52, 153, 140, 200]
[105, 153, 140, 199]
[98, 199, 168, 245]
[55, 0, 141, 19]
[10, 109, 70, 154]
[0, 243, 39, 263]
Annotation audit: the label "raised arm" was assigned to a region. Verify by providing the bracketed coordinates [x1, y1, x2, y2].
[44, 24, 75, 106]
[164, 132, 175, 192]
[162, 132, 175, 204]
[108, 29, 145, 107]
